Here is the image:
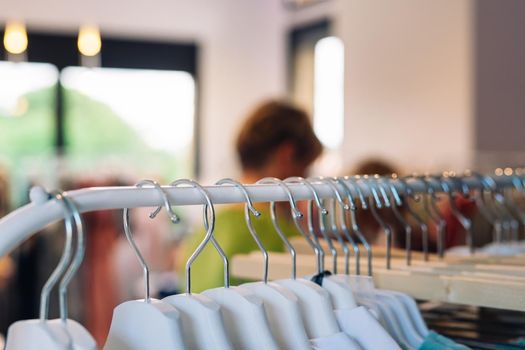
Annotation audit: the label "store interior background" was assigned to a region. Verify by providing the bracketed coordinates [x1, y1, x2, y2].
[2, 0, 525, 188]
[0, 0, 524, 345]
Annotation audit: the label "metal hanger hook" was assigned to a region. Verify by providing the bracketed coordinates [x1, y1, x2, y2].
[39, 190, 74, 322]
[284, 177, 331, 272]
[359, 178, 394, 270]
[140, 179, 179, 224]
[307, 177, 351, 274]
[285, 176, 329, 214]
[344, 176, 369, 209]
[256, 177, 304, 279]
[57, 194, 85, 323]
[258, 177, 303, 219]
[123, 180, 172, 302]
[216, 178, 269, 283]
[169, 179, 228, 294]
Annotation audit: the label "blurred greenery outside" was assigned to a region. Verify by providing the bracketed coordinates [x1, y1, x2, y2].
[0, 86, 192, 207]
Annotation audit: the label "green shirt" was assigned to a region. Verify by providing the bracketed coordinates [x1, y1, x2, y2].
[179, 205, 298, 292]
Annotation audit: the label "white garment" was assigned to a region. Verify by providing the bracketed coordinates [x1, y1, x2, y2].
[309, 331, 362, 350]
[335, 306, 400, 350]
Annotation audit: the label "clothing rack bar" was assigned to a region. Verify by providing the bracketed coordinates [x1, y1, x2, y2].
[0, 175, 519, 257]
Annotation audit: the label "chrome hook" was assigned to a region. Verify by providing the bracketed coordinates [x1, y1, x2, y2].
[39, 190, 74, 322]
[344, 176, 373, 276]
[330, 177, 361, 275]
[469, 171, 503, 243]
[359, 176, 394, 270]
[57, 194, 85, 323]
[283, 176, 328, 273]
[123, 179, 181, 301]
[396, 178, 430, 264]
[215, 178, 269, 283]
[256, 177, 303, 278]
[334, 177, 362, 275]
[311, 176, 353, 274]
[169, 179, 227, 294]
[440, 174, 474, 254]
[409, 174, 443, 259]
[378, 178, 414, 266]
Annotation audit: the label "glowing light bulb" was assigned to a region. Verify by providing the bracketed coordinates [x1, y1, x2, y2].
[78, 25, 101, 57]
[3, 21, 28, 55]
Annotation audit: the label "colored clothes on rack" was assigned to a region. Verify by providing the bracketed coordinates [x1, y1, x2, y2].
[179, 205, 298, 292]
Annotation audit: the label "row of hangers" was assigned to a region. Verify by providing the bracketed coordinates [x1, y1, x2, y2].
[4, 171, 524, 349]
[232, 171, 525, 313]
[109, 175, 463, 350]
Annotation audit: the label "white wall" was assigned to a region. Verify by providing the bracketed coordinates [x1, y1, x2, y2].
[337, 0, 474, 174]
[287, 0, 474, 174]
[1, 0, 476, 178]
[0, 0, 287, 182]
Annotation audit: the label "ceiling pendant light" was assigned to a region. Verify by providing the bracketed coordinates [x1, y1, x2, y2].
[77, 25, 101, 67]
[3, 21, 28, 60]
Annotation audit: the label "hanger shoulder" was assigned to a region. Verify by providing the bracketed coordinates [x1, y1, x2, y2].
[5, 319, 71, 350]
[242, 281, 311, 350]
[202, 286, 280, 350]
[104, 299, 187, 350]
[163, 294, 232, 350]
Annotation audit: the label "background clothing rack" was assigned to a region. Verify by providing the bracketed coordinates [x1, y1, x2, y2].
[0, 174, 519, 257]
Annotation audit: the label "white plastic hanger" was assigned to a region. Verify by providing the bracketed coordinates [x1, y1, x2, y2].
[162, 179, 233, 350]
[174, 179, 278, 350]
[6, 189, 96, 350]
[104, 180, 186, 350]
[214, 178, 311, 350]
[258, 178, 342, 340]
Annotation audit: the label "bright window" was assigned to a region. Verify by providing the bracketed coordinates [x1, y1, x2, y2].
[0, 61, 58, 204]
[313, 36, 344, 150]
[0, 61, 57, 157]
[60, 67, 196, 180]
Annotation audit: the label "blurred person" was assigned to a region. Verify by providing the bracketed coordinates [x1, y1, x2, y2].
[349, 159, 480, 253]
[177, 100, 323, 292]
[348, 159, 408, 249]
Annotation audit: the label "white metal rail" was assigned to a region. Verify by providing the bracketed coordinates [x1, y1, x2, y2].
[0, 175, 518, 257]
